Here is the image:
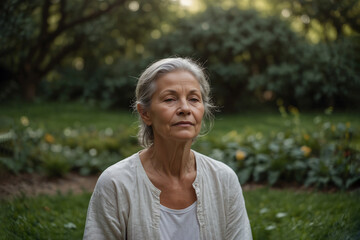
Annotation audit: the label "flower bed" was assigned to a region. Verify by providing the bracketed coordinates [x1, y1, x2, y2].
[1, 108, 359, 189]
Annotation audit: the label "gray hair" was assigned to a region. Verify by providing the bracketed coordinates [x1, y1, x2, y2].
[133, 57, 215, 148]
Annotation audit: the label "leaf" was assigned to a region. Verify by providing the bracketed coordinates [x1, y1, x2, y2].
[346, 176, 360, 189]
[238, 167, 252, 184]
[304, 176, 317, 187]
[268, 171, 280, 186]
[331, 176, 343, 188]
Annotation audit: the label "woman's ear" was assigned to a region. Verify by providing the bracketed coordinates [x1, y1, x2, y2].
[137, 103, 152, 126]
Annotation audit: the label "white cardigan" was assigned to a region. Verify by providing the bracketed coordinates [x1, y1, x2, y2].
[83, 151, 252, 240]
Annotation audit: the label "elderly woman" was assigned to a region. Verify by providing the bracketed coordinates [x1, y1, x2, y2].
[83, 57, 252, 239]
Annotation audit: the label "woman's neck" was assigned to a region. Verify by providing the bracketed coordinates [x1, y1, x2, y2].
[143, 139, 195, 178]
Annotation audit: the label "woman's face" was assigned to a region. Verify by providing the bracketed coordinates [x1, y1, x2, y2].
[142, 70, 205, 143]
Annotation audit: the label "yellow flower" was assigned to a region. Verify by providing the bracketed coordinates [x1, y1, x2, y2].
[303, 134, 310, 141]
[276, 98, 284, 106]
[236, 150, 247, 161]
[345, 132, 349, 140]
[331, 125, 336, 132]
[346, 122, 351, 128]
[300, 146, 312, 157]
[288, 105, 299, 115]
[20, 116, 29, 126]
[324, 106, 333, 115]
[44, 133, 55, 144]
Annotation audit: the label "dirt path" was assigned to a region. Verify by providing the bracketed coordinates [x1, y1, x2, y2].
[0, 172, 99, 199]
[0, 172, 337, 200]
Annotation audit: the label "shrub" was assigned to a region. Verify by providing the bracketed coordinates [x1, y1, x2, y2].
[248, 39, 360, 108]
[196, 107, 360, 189]
[38, 58, 152, 109]
[0, 117, 140, 177]
[1, 112, 359, 189]
[151, 7, 360, 110]
[150, 7, 302, 110]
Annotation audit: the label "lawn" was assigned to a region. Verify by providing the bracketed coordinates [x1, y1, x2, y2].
[0, 188, 359, 240]
[2, 101, 359, 136]
[0, 102, 136, 132]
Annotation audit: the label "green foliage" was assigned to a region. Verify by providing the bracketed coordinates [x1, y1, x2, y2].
[38, 58, 152, 109]
[0, 118, 42, 174]
[248, 39, 360, 108]
[1, 103, 359, 188]
[196, 106, 360, 189]
[0, 0, 174, 101]
[0, 117, 140, 177]
[271, 0, 360, 40]
[1, 1, 360, 110]
[39, 152, 71, 177]
[151, 6, 360, 110]
[151, 7, 301, 110]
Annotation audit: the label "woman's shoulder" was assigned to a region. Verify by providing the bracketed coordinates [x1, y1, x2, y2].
[194, 150, 236, 178]
[194, 150, 242, 196]
[94, 152, 139, 190]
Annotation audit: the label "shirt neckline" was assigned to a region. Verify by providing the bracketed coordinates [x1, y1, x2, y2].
[160, 200, 197, 214]
[135, 150, 200, 196]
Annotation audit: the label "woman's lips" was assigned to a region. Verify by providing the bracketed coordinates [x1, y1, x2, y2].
[173, 121, 194, 126]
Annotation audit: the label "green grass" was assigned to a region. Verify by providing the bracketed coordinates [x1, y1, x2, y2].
[0, 188, 359, 240]
[212, 110, 360, 136]
[0, 102, 137, 133]
[1, 101, 359, 136]
[246, 188, 360, 240]
[0, 192, 91, 240]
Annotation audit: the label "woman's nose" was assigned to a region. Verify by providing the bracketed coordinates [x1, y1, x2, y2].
[177, 99, 191, 115]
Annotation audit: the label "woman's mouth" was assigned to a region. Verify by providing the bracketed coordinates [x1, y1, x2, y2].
[173, 121, 194, 126]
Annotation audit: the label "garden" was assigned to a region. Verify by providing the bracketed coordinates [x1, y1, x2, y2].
[1, 103, 359, 239]
[1, 0, 360, 239]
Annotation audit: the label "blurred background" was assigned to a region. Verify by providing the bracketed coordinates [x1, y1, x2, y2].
[1, 0, 359, 110]
[1, 0, 360, 239]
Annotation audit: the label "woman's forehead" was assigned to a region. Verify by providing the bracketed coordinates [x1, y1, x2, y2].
[156, 71, 200, 88]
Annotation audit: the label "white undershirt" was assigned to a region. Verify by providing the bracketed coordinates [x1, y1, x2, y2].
[159, 201, 200, 240]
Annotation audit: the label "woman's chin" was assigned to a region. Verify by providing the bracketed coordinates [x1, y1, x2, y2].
[169, 133, 198, 142]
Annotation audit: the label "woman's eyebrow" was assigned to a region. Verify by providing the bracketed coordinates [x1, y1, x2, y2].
[159, 89, 177, 96]
[159, 89, 201, 95]
[189, 89, 201, 94]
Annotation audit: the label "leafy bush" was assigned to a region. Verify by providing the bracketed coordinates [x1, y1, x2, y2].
[1, 111, 359, 189]
[248, 39, 360, 108]
[0, 117, 140, 177]
[150, 7, 301, 110]
[0, 117, 43, 174]
[195, 107, 360, 189]
[38, 58, 152, 109]
[151, 7, 360, 110]
[32, 7, 360, 111]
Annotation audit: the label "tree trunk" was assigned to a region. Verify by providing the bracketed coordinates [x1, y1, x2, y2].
[23, 81, 37, 101]
[18, 73, 39, 102]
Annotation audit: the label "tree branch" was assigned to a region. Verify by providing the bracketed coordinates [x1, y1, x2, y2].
[80, 0, 91, 15]
[25, 0, 125, 80]
[47, 0, 125, 45]
[30, 0, 125, 70]
[25, 0, 51, 66]
[38, 35, 84, 81]
[39, 0, 51, 41]
[58, 0, 67, 28]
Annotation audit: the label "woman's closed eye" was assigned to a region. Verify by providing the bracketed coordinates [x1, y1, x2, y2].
[189, 97, 201, 103]
[164, 98, 175, 102]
